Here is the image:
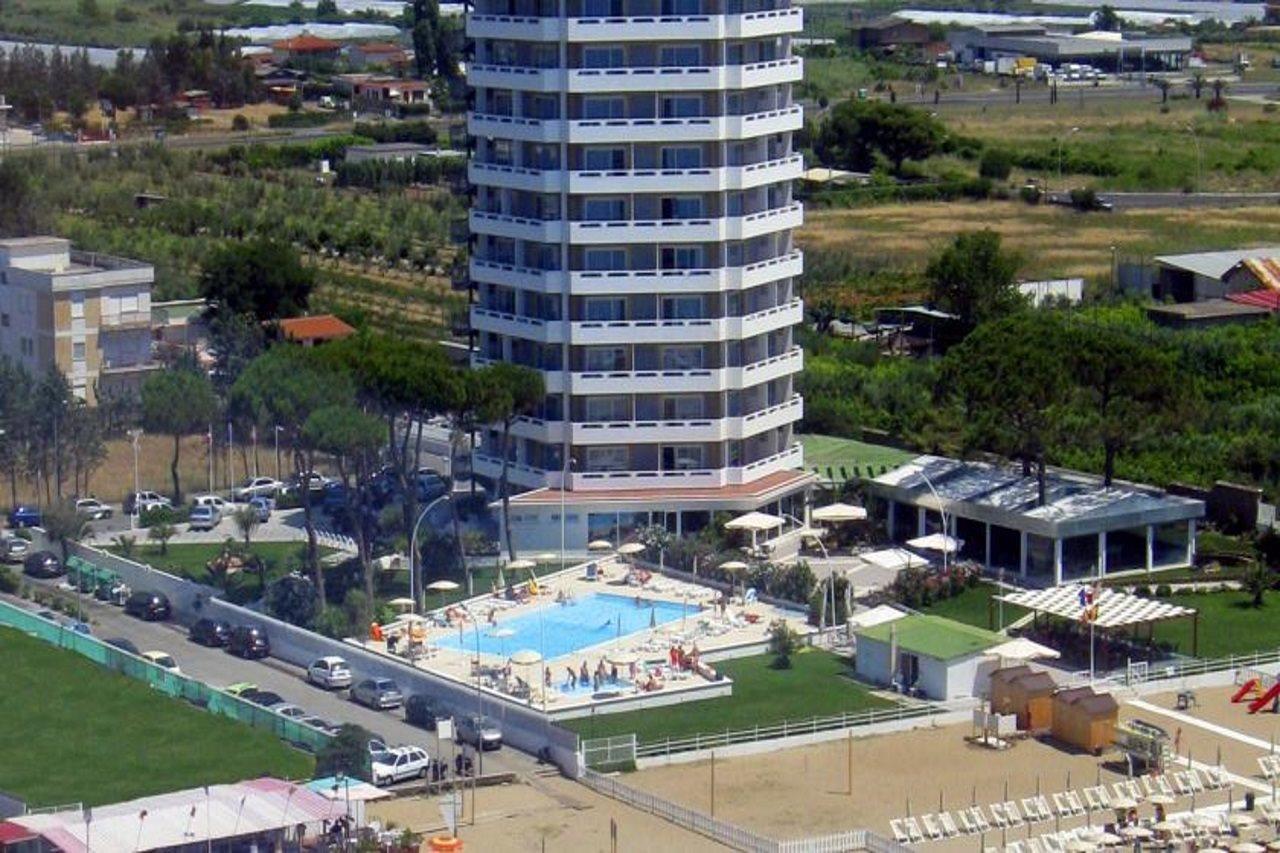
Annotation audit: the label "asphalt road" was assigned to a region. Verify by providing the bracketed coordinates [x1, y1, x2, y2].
[4, 587, 534, 781]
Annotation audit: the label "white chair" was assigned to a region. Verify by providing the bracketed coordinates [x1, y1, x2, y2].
[1027, 837, 1046, 853]
[890, 819, 910, 845]
[1023, 796, 1044, 823]
[1141, 775, 1159, 796]
[1004, 801, 1024, 826]
[1095, 785, 1112, 809]
[1007, 841, 1026, 853]
[970, 806, 992, 832]
[1156, 775, 1176, 797]
[1041, 833, 1064, 853]
[1083, 787, 1103, 811]
[941, 812, 961, 837]
[958, 810, 978, 834]
[990, 802, 1010, 828]
[1066, 791, 1086, 815]
[1205, 766, 1226, 789]
[1124, 779, 1143, 799]
[1173, 771, 1192, 795]
[1035, 795, 1053, 821]
[904, 817, 925, 843]
[1053, 792, 1072, 818]
[922, 813, 944, 840]
[1187, 768, 1205, 792]
[1110, 782, 1131, 802]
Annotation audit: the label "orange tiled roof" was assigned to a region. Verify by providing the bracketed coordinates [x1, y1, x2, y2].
[272, 34, 341, 52]
[278, 314, 356, 342]
[355, 42, 405, 54]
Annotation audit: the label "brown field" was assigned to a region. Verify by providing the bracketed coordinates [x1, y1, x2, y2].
[799, 202, 1280, 282]
[624, 684, 1272, 847]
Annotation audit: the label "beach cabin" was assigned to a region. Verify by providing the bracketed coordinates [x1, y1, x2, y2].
[854, 614, 1003, 700]
[1051, 687, 1118, 754]
[989, 665, 1056, 731]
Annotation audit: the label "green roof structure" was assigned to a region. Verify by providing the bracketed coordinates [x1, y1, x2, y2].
[856, 614, 1003, 661]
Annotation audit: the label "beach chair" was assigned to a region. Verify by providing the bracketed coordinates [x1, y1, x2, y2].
[1188, 768, 1206, 792]
[1083, 787, 1103, 812]
[1141, 775, 1159, 797]
[922, 814, 944, 840]
[1173, 771, 1192, 795]
[1125, 779, 1143, 799]
[1007, 841, 1025, 853]
[1066, 792, 1086, 816]
[1004, 801, 1024, 826]
[1095, 785, 1112, 809]
[958, 809, 978, 834]
[904, 817, 925, 844]
[1041, 834, 1064, 853]
[1052, 792, 1073, 818]
[1023, 797, 1044, 823]
[1204, 766, 1226, 789]
[1156, 775, 1176, 797]
[1027, 837, 1046, 853]
[1035, 795, 1053, 821]
[941, 811, 961, 837]
[1111, 782, 1131, 802]
[890, 819, 910, 845]
[989, 803, 1010, 828]
[970, 806, 992, 832]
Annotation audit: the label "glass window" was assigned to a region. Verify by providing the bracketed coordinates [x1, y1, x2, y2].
[661, 246, 704, 269]
[584, 46, 625, 68]
[583, 147, 626, 170]
[585, 298, 626, 321]
[659, 45, 702, 67]
[662, 444, 704, 470]
[661, 346, 702, 369]
[584, 197, 626, 221]
[586, 396, 630, 421]
[490, 139, 513, 165]
[660, 96, 702, 118]
[72, 341, 86, 362]
[662, 295, 702, 319]
[1153, 522, 1190, 568]
[584, 97, 625, 119]
[661, 196, 703, 219]
[1061, 534, 1100, 583]
[586, 446, 629, 471]
[661, 0, 701, 12]
[584, 0, 623, 16]
[661, 146, 702, 168]
[585, 347, 627, 370]
[585, 248, 627, 271]
[662, 395, 703, 419]
[70, 291, 85, 319]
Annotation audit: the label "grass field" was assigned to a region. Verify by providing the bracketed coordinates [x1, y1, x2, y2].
[919, 583, 1029, 631]
[560, 650, 896, 745]
[0, 626, 312, 807]
[800, 433, 913, 476]
[1152, 590, 1280, 658]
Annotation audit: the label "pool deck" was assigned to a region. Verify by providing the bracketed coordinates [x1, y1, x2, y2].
[347, 558, 813, 715]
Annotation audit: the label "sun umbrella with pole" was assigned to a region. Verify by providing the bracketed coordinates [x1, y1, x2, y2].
[425, 579, 460, 612]
[387, 597, 415, 612]
[811, 503, 868, 523]
[617, 542, 644, 557]
[508, 648, 543, 705]
[719, 560, 748, 603]
[587, 540, 614, 552]
[487, 626, 515, 658]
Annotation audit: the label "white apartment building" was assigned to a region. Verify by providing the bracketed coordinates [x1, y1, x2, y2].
[466, 0, 813, 552]
[0, 237, 158, 404]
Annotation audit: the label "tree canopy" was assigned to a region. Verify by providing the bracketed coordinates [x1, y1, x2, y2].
[199, 239, 314, 324]
[140, 367, 218, 503]
[814, 98, 946, 174]
[926, 229, 1025, 326]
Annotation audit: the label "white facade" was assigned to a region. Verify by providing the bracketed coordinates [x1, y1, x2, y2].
[854, 636, 998, 701]
[467, 0, 807, 508]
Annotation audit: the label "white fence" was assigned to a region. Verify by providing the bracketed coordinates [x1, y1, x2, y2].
[582, 734, 637, 769]
[1118, 648, 1280, 687]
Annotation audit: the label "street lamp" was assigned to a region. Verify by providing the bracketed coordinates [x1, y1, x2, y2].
[914, 465, 951, 576]
[273, 425, 285, 481]
[1185, 123, 1202, 193]
[127, 428, 143, 530]
[409, 494, 451, 613]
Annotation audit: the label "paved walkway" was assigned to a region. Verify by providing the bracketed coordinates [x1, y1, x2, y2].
[1128, 698, 1278, 765]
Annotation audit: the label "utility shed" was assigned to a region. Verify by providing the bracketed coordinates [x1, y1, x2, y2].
[1051, 687, 1118, 754]
[855, 613, 1003, 700]
[990, 665, 1056, 731]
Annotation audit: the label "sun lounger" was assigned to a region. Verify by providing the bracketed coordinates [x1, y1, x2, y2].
[970, 806, 991, 832]
[1027, 837, 1046, 853]
[1156, 775, 1175, 797]
[941, 811, 961, 837]
[1066, 791, 1086, 815]
[1083, 787, 1104, 811]
[1035, 795, 1053, 820]
[1041, 834, 1064, 853]
[1187, 768, 1206, 792]
[1023, 796, 1044, 822]
[1204, 766, 1226, 789]
[903, 817, 925, 844]
[890, 819, 910, 844]
[1173, 771, 1192, 795]
[989, 802, 1010, 828]
[1053, 792, 1073, 818]
[1007, 841, 1025, 853]
[922, 814, 944, 840]
[958, 810, 978, 834]
[1095, 785, 1112, 809]
[1003, 801, 1024, 825]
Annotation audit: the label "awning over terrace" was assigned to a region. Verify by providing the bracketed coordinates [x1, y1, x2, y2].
[995, 585, 1199, 654]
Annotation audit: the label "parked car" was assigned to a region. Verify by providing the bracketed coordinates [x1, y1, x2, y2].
[233, 477, 282, 501]
[307, 656, 353, 689]
[248, 496, 275, 522]
[105, 637, 141, 655]
[1, 534, 29, 564]
[8, 505, 41, 528]
[241, 689, 286, 708]
[321, 481, 348, 512]
[74, 498, 113, 520]
[22, 550, 63, 579]
[371, 745, 433, 786]
[300, 716, 342, 736]
[416, 471, 447, 503]
[350, 678, 403, 710]
[456, 715, 503, 750]
[124, 590, 171, 620]
[125, 491, 172, 515]
[191, 494, 231, 512]
[405, 694, 442, 730]
[189, 617, 231, 647]
[273, 703, 308, 720]
[141, 651, 181, 673]
[280, 472, 332, 497]
[223, 682, 258, 697]
[227, 625, 271, 659]
[188, 505, 221, 531]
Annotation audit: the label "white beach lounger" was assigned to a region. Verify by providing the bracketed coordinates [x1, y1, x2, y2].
[1003, 801, 1024, 826]
[958, 809, 978, 834]
[1083, 787, 1103, 811]
[989, 802, 1010, 828]
[922, 814, 944, 840]
[1023, 797, 1044, 822]
[1066, 792, 1086, 815]
[1052, 792, 1072, 818]
[890, 819, 910, 844]
[941, 811, 961, 837]
[970, 806, 992, 832]
[1035, 795, 1053, 821]
[904, 817, 925, 843]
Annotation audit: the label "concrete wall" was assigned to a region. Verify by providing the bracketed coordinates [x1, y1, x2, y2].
[855, 635, 893, 687]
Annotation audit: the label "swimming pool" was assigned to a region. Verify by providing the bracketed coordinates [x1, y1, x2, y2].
[437, 592, 695, 661]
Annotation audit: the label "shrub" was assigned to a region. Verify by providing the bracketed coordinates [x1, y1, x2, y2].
[140, 505, 190, 528]
[231, 114, 250, 131]
[768, 619, 800, 669]
[979, 148, 1013, 181]
[1155, 584, 1172, 598]
[1070, 186, 1100, 211]
[1134, 584, 1153, 598]
[0, 566, 17, 594]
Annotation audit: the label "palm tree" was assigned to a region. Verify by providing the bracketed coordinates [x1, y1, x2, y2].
[232, 505, 259, 548]
[41, 500, 90, 562]
[1245, 561, 1270, 608]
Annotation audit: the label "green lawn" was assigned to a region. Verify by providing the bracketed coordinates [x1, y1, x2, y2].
[0, 627, 312, 807]
[111, 541, 320, 603]
[919, 583, 1029, 631]
[1153, 590, 1280, 659]
[560, 650, 896, 745]
[800, 433, 914, 479]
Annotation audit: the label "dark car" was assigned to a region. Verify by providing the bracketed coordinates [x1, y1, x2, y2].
[124, 590, 171, 621]
[350, 677, 403, 710]
[189, 617, 231, 647]
[8, 505, 41, 528]
[241, 689, 286, 707]
[22, 550, 63, 579]
[416, 471, 447, 503]
[105, 637, 141, 655]
[456, 714, 503, 750]
[226, 625, 271, 659]
[405, 693, 442, 730]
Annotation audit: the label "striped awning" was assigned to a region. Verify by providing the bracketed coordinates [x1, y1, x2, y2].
[995, 585, 1196, 629]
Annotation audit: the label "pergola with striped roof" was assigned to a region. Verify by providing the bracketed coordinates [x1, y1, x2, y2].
[995, 585, 1199, 655]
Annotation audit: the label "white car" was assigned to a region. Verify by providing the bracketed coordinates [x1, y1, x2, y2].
[233, 477, 282, 501]
[129, 491, 172, 514]
[307, 656, 353, 689]
[191, 494, 232, 512]
[371, 746, 432, 786]
[141, 651, 181, 673]
[272, 704, 309, 720]
[188, 505, 222, 531]
[74, 498, 113, 520]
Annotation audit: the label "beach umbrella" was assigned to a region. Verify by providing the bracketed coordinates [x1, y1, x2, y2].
[906, 533, 963, 554]
[1093, 832, 1121, 845]
[509, 648, 542, 666]
[496, 566, 506, 589]
[1232, 843, 1266, 853]
[1264, 841, 1280, 852]
[1119, 826, 1152, 840]
[588, 539, 614, 552]
[1228, 814, 1258, 829]
[1064, 839, 1097, 852]
[535, 552, 558, 564]
[811, 502, 867, 523]
[426, 578, 460, 611]
[507, 558, 536, 571]
[488, 626, 514, 657]
[1147, 794, 1176, 806]
[725, 511, 783, 553]
[1110, 796, 1139, 811]
[1185, 814, 1220, 829]
[617, 542, 644, 556]
[387, 597, 415, 611]
[719, 560, 749, 601]
[607, 651, 639, 666]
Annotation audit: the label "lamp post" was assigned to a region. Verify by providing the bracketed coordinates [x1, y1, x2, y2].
[274, 425, 284, 481]
[409, 494, 450, 613]
[127, 428, 143, 530]
[915, 465, 951, 575]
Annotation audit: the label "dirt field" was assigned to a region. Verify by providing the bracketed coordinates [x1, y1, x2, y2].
[623, 683, 1275, 847]
[368, 776, 724, 853]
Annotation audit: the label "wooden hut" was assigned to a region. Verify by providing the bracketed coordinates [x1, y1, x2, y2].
[1051, 687, 1118, 755]
[990, 665, 1056, 732]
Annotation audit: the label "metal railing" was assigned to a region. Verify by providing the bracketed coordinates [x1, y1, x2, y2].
[1118, 647, 1280, 686]
[633, 702, 943, 759]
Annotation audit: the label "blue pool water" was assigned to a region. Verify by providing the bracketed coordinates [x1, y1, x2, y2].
[437, 592, 694, 661]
